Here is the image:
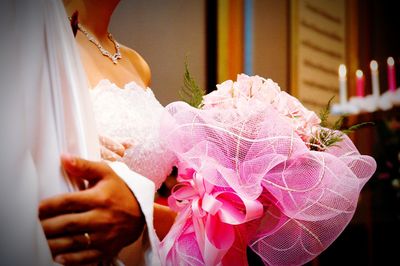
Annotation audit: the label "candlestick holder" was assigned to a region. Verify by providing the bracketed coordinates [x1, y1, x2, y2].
[332, 89, 400, 116]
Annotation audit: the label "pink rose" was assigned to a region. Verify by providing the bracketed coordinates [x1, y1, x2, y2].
[202, 80, 235, 109]
[201, 74, 321, 142]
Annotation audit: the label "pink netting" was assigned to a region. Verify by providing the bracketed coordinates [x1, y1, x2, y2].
[158, 99, 376, 266]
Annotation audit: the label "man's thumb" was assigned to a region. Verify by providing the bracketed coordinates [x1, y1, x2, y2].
[60, 154, 109, 182]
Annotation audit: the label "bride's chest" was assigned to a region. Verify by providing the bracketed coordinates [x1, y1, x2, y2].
[90, 80, 164, 142]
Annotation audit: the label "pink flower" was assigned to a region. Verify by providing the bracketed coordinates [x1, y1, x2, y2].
[272, 91, 321, 141]
[201, 74, 320, 142]
[202, 80, 236, 109]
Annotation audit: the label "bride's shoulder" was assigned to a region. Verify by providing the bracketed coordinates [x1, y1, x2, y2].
[120, 45, 151, 87]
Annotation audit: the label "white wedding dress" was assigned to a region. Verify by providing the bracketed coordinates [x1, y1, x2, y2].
[90, 79, 175, 190]
[0, 0, 99, 265]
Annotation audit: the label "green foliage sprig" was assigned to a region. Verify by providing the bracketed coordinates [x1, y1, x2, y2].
[179, 61, 205, 108]
[310, 96, 374, 151]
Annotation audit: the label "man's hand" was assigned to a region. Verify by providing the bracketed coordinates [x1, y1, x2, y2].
[39, 155, 144, 265]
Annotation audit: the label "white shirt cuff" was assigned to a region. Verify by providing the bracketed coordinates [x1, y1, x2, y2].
[108, 162, 160, 265]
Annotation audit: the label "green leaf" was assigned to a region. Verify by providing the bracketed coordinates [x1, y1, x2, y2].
[319, 96, 335, 127]
[311, 96, 374, 151]
[333, 116, 344, 130]
[342, 122, 375, 134]
[179, 60, 205, 108]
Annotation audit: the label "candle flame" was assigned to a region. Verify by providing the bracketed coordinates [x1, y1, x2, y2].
[356, 70, 363, 78]
[338, 64, 347, 77]
[370, 60, 378, 71]
[387, 57, 395, 66]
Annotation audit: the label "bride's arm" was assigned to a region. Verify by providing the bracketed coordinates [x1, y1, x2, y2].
[153, 203, 177, 240]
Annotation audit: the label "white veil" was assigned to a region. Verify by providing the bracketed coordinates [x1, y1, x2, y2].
[0, 0, 99, 264]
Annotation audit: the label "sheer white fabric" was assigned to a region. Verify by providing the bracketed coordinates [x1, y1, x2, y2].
[90, 79, 175, 189]
[0, 0, 99, 264]
[0, 1, 165, 265]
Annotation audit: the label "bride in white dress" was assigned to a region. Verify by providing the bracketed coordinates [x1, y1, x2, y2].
[39, 0, 177, 265]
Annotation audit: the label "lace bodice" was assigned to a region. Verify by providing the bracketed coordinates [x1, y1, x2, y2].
[90, 79, 175, 189]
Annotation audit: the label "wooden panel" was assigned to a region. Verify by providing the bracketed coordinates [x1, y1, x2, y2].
[290, 0, 347, 113]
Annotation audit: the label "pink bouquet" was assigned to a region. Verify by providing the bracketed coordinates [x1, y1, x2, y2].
[159, 74, 376, 265]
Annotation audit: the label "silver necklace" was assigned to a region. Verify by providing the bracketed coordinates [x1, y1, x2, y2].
[76, 22, 122, 64]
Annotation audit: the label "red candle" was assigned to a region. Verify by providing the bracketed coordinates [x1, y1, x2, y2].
[356, 70, 364, 97]
[387, 57, 396, 92]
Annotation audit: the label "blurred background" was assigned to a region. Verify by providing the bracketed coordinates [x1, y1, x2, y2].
[111, 0, 400, 265]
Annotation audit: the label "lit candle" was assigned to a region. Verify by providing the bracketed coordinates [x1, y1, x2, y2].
[370, 60, 380, 97]
[356, 70, 365, 97]
[338, 64, 347, 105]
[387, 57, 396, 92]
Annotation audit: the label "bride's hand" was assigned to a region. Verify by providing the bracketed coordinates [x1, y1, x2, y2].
[99, 135, 126, 161]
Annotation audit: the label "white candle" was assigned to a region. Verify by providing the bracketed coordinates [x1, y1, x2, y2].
[338, 64, 347, 105]
[370, 60, 380, 97]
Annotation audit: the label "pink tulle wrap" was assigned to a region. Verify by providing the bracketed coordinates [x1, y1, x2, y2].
[158, 75, 376, 265]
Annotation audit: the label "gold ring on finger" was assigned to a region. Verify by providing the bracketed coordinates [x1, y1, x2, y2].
[83, 232, 91, 247]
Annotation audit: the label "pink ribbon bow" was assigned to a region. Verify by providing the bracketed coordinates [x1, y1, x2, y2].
[168, 165, 264, 265]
